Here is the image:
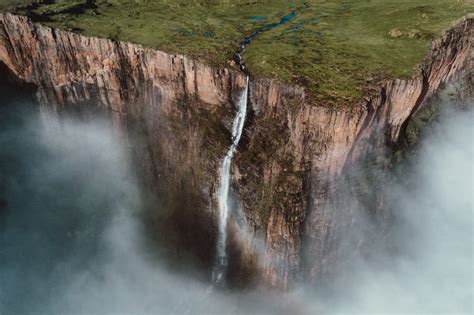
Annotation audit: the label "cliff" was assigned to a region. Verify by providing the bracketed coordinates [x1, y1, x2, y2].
[238, 14, 472, 288]
[0, 12, 247, 270]
[0, 13, 472, 288]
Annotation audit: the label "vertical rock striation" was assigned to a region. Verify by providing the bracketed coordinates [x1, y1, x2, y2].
[0, 12, 247, 270]
[237, 14, 473, 288]
[0, 13, 472, 288]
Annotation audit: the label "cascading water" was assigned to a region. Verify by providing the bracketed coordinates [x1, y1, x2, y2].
[212, 10, 297, 285]
[213, 76, 249, 285]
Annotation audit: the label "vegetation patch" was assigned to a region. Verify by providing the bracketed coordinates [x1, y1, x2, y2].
[3, 0, 472, 106]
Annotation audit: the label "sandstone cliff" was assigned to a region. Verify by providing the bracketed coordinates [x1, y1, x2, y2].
[0, 12, 248, 270]
[0, 13, 472, 289]
[238, 14, 472, 288]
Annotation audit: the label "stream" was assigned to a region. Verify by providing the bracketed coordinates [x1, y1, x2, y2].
[213, 10, 297, 286]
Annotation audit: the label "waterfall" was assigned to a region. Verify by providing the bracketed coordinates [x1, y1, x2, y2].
[211, 10, 297, 286]
[213, 76, 249, 284]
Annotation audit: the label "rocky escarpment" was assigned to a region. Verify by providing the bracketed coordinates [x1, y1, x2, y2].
[0, 13, 472, 288]
[0, 12, 247, 270]
[235, 14, 473, 288]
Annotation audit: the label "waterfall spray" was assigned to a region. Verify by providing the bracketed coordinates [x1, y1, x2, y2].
[213, 77, 249, 285]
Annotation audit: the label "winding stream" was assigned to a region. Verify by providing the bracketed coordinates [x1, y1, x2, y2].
[235, 10, 296, 73]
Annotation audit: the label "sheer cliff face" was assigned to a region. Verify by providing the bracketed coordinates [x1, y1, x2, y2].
[240, 15, 472, 288]
[0, 13, 472, 288]
[0, 13, 247, 269]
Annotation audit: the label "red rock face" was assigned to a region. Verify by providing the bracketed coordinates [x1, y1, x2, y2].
[0, 13, 472, 289]
[237, 15, 473, 289]
[0, 13, 247, 270]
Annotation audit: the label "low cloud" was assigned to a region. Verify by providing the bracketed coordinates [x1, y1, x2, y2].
[0, 95, 472, 314]
[300, 106, 473, 314]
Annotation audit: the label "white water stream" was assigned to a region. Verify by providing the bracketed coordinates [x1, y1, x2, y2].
[214, 77, 249, 283]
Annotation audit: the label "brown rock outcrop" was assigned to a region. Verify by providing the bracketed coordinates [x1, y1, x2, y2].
[0, 13, 472, 289]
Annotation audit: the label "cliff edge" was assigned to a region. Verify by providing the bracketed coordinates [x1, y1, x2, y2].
[0, 13, 472, 288]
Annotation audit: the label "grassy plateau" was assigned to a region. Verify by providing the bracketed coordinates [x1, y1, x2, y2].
[1, 0, 473, 106]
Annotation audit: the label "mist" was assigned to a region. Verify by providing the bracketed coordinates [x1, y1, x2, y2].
[0, 99, 214, 314]
[0, 96, 291, 315]
[0, 86, 472, 314]
[301, 105, 474, 314]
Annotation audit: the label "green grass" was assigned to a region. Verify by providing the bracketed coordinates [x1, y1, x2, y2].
[0, 0, 30, 10]
[245, 0, 473, 105]
[3, 0, 473, 106]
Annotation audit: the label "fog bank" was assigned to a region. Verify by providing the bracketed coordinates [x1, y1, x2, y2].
[301, 106, 473, 314]
[0, 92, 472, 314]
[0, 100, 292, 314]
